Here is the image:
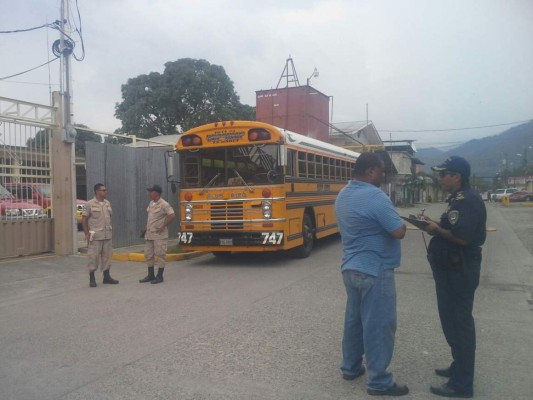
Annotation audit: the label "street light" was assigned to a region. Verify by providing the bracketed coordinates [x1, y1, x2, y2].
[307, 67, 319, 86]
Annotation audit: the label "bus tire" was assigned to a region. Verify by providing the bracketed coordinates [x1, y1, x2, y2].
[212, 251, 232, 259]
[290, 213, 314, 258]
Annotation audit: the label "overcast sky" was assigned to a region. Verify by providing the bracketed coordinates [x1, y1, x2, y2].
[1, 0, 532, 149]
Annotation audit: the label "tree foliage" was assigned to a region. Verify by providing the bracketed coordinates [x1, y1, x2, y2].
[26, 129, 51, 149]
[26, 124, 101, 156]
[103, 129, 131, 145]
[114, 58, 256, 138]
[73, 124, 102, 155]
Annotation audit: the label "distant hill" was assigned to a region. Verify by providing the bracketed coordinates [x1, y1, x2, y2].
[416, 121, 533, 179]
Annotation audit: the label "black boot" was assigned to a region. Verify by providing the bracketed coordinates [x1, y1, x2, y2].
[151, 268, 164, 284]
[89, 271, 97, 288]
[139, 266, 155, 283]
[103, 270, 119, 284]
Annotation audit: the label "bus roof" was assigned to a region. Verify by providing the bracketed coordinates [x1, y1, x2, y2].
[179, 120, 360, 160]
[279, 127, 360, 160]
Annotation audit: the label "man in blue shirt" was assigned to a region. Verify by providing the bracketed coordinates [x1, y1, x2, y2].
[421, 156, 486, 398]
[335, 152, 408, 397]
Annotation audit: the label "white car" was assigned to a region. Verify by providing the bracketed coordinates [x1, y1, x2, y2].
[492, 188, 519, 201]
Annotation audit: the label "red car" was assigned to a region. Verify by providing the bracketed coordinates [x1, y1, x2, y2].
[509, 191, 533, 202]
[0, 183, 46, 219]
[3, 182, 87, 223]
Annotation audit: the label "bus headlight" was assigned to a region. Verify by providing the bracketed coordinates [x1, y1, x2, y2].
[185, 203, 193, 221]
[262, 201, 272, 219]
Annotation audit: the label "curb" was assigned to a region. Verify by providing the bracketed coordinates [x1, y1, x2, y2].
[111, 251, 208, 262]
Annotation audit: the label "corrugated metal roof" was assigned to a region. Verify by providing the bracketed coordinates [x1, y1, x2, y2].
[329, 121, 383, 146]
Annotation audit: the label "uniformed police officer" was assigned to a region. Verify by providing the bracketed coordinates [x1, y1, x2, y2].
[420, 156, 486, 398]
[82, 183, 118, 287]
[139, 184, 175, 284]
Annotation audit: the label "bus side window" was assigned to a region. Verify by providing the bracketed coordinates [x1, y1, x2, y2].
[287, 149, 296, 176]
[323, 157, 330, 179]
[298, 151, 307, 178]
[316, 155, 323, 179]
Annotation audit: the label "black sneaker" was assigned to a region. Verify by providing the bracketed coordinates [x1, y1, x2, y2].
[342, 366, 366, 380]
[367, 383, 409, 396]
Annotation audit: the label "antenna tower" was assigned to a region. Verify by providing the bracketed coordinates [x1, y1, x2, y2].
[276, 56, 300, 88]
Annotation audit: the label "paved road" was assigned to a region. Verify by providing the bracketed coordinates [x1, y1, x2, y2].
[0, 202, 531, 399]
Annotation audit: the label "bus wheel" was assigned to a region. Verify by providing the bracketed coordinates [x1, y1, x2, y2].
[290, 214, 314, 258]
[212, 251, 232, 259]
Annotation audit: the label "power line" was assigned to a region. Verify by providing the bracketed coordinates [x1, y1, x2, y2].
[0, 57, 59, 80]
[0, 80, 60, 86]
[70, 0, 85, 61]
[382, 119, 532, 133]
[0, 24, 52, 34]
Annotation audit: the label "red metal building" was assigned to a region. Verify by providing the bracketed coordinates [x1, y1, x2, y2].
[256, 86, 330, 142]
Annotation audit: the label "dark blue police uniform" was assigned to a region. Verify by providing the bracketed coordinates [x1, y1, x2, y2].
[427, 186, 486, 394]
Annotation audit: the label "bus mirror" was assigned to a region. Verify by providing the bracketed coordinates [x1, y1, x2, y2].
[165, 151, 175, 182]
[279, 145, 287, 166]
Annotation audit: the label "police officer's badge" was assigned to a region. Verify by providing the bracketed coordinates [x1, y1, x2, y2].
[448, 210, 459, 225]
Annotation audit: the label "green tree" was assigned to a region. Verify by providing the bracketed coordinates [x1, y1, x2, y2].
[402, 172, 427, 204]
[115, 58, 256, 138]
[26, 125, 101, 156]
[26, 129, 51, 149]
[73, 124, 102, 156]
[104, 129, 131, 145]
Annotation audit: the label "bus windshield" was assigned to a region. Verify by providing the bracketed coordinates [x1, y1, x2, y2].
[180, 144, 282, 188]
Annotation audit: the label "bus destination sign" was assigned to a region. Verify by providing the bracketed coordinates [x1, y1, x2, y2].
[206, 130, 245, 144]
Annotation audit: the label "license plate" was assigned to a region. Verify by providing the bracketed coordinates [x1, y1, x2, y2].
[220, 238, 233, 246]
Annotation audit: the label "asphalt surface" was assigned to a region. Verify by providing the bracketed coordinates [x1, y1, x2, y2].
[0, 202, 531, 400]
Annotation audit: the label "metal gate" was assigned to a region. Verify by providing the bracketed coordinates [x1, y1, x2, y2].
[0, 97, 55, 258]
[85, 141, 180, 248]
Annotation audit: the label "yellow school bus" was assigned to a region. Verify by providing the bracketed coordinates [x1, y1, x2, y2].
[174, 121, 359, 258]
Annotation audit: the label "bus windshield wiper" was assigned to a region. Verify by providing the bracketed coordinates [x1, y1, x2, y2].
[200, 173, 221, 194]
[232, 169, 253, 192]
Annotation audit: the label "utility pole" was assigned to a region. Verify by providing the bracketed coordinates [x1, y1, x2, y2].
[52, 0, 77, 255]
[60, 0, 73, 133]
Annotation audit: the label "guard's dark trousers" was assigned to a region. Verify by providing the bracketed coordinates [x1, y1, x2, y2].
[431, 256, 481, 393]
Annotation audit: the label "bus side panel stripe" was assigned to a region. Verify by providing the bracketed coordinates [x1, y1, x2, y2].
[316, 223, 338, 233]
[287, 233, 303, 241]
[286, 191, 339, 197]
[286, 200, 335, 209]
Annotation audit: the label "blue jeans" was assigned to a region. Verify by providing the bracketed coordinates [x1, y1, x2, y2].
[341, 268, 397, 390]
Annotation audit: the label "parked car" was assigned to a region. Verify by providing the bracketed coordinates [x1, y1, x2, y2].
[3, 182, 87, 226]
[508, 191, 533, 202]
[0, 183, 46, 220]
[492, 188, 519, 201]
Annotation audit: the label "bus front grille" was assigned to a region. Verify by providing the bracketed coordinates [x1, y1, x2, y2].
[210, 202, 244, 229]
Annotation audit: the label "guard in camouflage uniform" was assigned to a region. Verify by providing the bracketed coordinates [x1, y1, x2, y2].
[139, 184, 175, 284]
[82, 183, 118, 287]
